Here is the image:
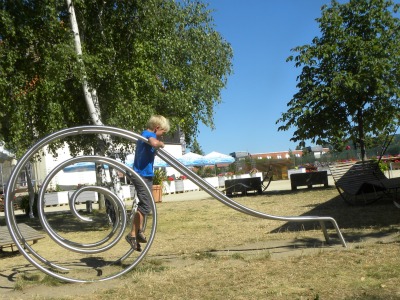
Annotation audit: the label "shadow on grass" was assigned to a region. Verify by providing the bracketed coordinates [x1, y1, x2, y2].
[268, 187, 400, 243]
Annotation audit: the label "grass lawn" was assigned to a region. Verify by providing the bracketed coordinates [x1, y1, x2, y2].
[1, 186, 399, 299]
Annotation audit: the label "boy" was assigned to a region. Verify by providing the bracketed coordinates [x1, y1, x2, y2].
[126, 115, 170, 251]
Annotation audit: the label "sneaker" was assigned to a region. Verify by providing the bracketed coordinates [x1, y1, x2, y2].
[137, 230, 147, 243]
[136, 242, 142, 252]
[125, 235, 137, 250]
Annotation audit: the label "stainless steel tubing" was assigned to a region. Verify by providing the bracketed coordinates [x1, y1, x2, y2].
[5, 125, 346, 284]
[5, 126, 158, 283]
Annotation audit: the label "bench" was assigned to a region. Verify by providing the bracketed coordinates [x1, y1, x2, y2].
[0, 223, 45, 252]
[290, 171, 328, 190]
[224, 177, 262, 197]
[329, 160, 400, 205]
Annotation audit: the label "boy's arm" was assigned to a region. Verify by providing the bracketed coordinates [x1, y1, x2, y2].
[148, 137, 165, 149]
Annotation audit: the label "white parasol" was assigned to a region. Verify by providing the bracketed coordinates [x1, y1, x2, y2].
[204, 151, 235, 164]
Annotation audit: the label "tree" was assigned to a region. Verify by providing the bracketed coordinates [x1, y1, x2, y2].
[189, 138, 204, 155]
[0, 0, 233, 158]
[276, 0, 400, 161]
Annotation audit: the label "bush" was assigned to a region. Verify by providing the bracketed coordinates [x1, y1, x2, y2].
[153, 169, 167, 185]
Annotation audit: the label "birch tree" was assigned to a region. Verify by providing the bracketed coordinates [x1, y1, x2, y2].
[0, 0, 233, 157]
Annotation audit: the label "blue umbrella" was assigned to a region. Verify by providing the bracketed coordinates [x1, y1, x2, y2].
[178, 152, 211, 166]
[204, 151, 235, 164]
[154, 156, 169, 167]
[126, 152, 212, 168]
[124, 153, 168, 168]
[63, 162, 109, 173]
[124, 154, 135, 168]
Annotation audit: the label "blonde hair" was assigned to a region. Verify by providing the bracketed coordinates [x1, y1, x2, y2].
[147, 115, 170, 132]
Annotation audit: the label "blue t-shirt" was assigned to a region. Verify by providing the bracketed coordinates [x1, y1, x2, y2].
[133, 130, 156, 177]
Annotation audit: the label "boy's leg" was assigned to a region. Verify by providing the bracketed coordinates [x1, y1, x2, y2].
[125, 176, 151, 250]
[125, 212, 142, 251]
[130, 210, 147, 243]
[129, 211, 146, 239]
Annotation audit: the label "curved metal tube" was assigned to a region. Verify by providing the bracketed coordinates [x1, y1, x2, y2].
[4, 125, 346, 283]
[4, 126, 157, 283]
[156, 148, 346, 247]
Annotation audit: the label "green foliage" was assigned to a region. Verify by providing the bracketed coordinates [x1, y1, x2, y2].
[0, 0, 233, 157]
[195, 166, 215, 178]
[378, 160, 390, 172]
[277, 0, 400, 161]
[153, 168, 167, 185]
[189, 139, 204, 155]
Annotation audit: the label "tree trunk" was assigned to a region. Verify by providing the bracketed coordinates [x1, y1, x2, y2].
[25, 164, 35, 218]
[66, 0, 103, 126]
[67, 0, 106, 209]
[357, 108, 367, 161]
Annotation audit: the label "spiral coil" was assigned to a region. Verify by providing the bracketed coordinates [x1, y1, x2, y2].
[4, 126, 157, 283]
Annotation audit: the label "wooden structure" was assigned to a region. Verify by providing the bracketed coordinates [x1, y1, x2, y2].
[224, 177, 262, 197]
[290, 171, 329, 190]
[0, 223, 45, 251]
[329, 160, 400, 205]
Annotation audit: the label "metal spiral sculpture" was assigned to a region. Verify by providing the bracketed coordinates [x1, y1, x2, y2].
[5, 126, 347, 283]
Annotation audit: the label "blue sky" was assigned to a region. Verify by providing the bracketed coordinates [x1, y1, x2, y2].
[196, 0, 341, 155]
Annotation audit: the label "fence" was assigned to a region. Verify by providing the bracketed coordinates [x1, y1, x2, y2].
[229, 149, 397, 181]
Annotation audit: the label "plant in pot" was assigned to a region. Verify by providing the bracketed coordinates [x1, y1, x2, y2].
[152, 168, 167, 203]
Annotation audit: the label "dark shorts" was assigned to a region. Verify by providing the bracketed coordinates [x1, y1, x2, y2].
[131, 175, 153, 215]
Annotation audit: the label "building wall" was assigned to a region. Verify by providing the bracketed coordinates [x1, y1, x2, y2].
[0, 159, 17, 192]
[33, 143, 183, 189]
[160, 144, 183, 177]
[34, 144, 74, 190]
[250, 148, 329, 160]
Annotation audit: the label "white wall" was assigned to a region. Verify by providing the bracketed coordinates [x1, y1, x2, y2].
[33, 143, 183, 190]
[32, 143, 80, 190]
[161, 144, 183, 178]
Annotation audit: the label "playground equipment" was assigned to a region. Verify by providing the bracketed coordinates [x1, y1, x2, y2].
[4, 126, 346, 283]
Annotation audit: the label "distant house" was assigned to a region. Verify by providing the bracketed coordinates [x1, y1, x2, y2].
[249, 148, 329, 160]
[229, 151, 250, 160]
[250, 150, 301, 160]
[309, 146, 328, 158]
[163, 127, 186, 155]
